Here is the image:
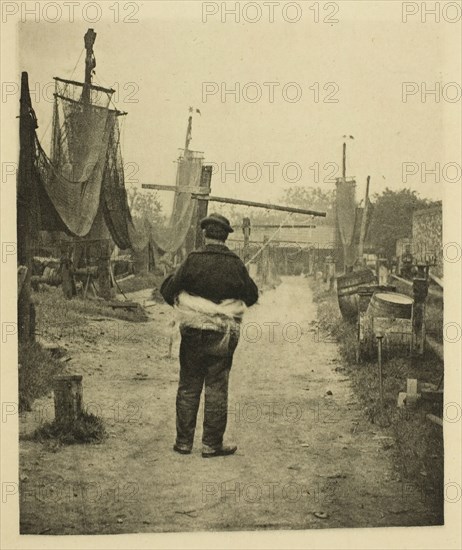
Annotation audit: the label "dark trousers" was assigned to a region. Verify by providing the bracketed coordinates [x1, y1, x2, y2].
[175, 326, 239, 451]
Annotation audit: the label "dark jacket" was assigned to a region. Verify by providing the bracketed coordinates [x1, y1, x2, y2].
[160, 244, 259, 307]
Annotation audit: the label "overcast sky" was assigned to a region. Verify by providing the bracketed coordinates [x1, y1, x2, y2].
[17, 1, 460, 213]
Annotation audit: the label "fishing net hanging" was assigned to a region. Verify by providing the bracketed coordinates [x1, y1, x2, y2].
[335, 178, 358, 267]
[33, 78, 139, 251]
[336, 179, 356, 247]
[148, 150, 204, 254]
[30, 77, 203, 256]
[35, 78, 118, 237]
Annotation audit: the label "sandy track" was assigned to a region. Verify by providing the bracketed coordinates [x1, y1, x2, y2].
[19, 277, 439, 533]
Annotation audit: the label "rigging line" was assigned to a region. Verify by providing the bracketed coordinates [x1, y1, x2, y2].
[244, 211, 294, 267]
[38, 49, 84, 144]
[69, 47, 85, 81]
[38, 107, 54, 145]
[118, 111, 127, 148]
[91, 72, 121, 113]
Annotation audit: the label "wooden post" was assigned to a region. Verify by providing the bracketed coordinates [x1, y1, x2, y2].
[242, 217, 251, 264]
[413, 275, 429, 355]
[97, 240, 113, 300]
[53, 375, 83, 426]
[308, 247, 315, 276]
[194, 165, 213, 249]
[61, 257, 76, 299]
[327, 256, 336, 290]
[17, 72, 38, 343]
[376, 334, 384, 407]
[261, 236, 270, 285]
[377, 259, 389, 285]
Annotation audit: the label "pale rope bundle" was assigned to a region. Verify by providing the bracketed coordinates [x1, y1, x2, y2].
[168, 292, 246, 356]
[174, 291, 246, 332]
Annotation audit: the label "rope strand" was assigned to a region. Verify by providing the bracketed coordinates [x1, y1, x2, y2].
[244, 211, 294, 267]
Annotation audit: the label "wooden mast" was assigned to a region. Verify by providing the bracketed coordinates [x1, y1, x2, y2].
[17, 72, 37, 342]
[184, 115, 192, 153]
[336, 140, 357, 272]
[79, 29, 112, 299]
[82, 28, 96, 104]
[182, 111, 213, 250]
[358, 175, 371, 265]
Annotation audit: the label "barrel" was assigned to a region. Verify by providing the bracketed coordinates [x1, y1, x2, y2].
[367, 292, 413, 319]
[336, 269, 377, 321]
[357, 285, 396, 314]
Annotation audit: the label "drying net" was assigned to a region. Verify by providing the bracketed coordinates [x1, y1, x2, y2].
[30, 77, 203, 256]
[35, 79, 117, 237]
[148, 150, 204, 253]
[335, 178, 357, 247]
[336, 178, 358, 267]
[100, 112, 137, 250]
[33, 78, 141, 251]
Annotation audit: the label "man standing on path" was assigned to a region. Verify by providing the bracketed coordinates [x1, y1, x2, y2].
[160, 214, 259, 458]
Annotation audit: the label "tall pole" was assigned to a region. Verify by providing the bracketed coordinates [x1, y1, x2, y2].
[82, 28, 96, 104]
[17, 72, 37, 342]
[358, 175, 371, 265]
[413, 272, 429, 355]
[82, 28, 112, 299]
[184, 115, 192, 153]
[191, 195, 326, 217]
[376, 334, 384, 407]
[341, 142, 347, 272]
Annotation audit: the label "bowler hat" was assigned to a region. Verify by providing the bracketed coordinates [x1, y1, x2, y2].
[200, 213, 234, 233]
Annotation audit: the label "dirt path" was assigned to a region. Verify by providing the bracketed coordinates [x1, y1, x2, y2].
[20, 277, 438, 533]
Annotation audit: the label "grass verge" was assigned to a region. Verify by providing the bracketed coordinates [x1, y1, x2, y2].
[33, 286, 148, 343]
[311, 278, 444, 524]
[117, 272, 165, 295]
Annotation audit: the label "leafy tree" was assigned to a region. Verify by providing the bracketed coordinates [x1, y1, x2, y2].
[127, 184, 165, 226]
[367, 188, 435, 259]
[282, 187, 334, 223]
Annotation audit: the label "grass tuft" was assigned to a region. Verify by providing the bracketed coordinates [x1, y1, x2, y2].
[31, 411, 106, 445]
